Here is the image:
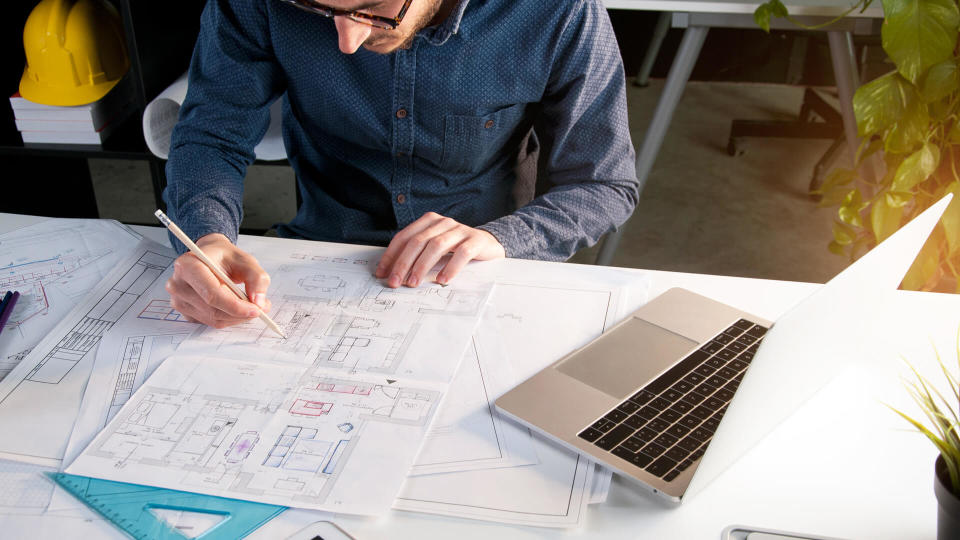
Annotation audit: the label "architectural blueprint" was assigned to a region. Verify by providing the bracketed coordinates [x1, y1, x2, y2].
[0, 219, 139, 381]
[67, 354, 445, 515]
[395, 269, 647, 527]
[0, 239, 176, 466]
[411, 326, 538, 475]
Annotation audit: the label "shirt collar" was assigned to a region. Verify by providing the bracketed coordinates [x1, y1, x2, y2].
[420, 0, 471, 45]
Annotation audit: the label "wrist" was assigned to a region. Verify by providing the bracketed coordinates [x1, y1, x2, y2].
[196, 233, 232, 248]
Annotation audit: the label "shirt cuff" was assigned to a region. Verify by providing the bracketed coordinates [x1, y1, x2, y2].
[477, 215, 545, 260]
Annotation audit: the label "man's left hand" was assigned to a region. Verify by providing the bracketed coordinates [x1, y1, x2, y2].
[375, 212, 505, 288]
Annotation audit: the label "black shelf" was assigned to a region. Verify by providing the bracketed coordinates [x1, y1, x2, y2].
[2, 0, 204, 217]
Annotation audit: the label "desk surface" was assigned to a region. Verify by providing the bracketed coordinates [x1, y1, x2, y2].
[0, 215, 954, 539]
[604, 0, 884, 17]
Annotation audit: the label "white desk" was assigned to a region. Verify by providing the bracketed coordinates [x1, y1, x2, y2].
[597, 0, 885, 265]
[0, 214, 954, 539]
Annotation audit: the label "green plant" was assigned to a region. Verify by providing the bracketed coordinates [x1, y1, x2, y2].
[888, 330, 960, 495]
[754, 0, 960, 292]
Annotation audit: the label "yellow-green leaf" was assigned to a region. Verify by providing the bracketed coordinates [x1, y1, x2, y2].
[884, 93, 931, 153]
[892, 143, 940, 192]
[882, 0, 960, 85]
[919, 58, 960, 102]
[832, 220, 857, 246]
[839, 189, 868, 226]
[854, 71, 909, 137]
[815, 168, 856, 206]
[871, 194, 905, 243]
[887, 190, 914, 207]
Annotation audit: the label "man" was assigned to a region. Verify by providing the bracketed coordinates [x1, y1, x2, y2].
[163, 0, 639, 328]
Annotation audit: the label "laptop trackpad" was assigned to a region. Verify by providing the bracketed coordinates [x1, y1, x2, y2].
[556, 317, 698, 399]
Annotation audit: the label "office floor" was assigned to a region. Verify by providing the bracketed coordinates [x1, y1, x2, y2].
[89, 78, 850, 285]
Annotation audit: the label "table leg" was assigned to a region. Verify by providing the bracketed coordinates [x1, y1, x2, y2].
[635, 12, 672, 87]
[595, 25, 709, 266]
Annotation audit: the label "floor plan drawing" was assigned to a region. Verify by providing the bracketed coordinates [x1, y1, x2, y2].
[0, 240, 175, 466]
[178, 253, 491, 384]
[0, 219, 140, 382]
[67, 355, 444, 515]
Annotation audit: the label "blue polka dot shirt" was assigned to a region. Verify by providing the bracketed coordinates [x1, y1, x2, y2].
[163, 0, 639, 261]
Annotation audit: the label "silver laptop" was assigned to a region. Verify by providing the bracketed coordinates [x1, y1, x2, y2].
[496, 194, 953, 503]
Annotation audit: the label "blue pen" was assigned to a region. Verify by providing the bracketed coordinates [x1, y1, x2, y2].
[0, 291, 12, 321]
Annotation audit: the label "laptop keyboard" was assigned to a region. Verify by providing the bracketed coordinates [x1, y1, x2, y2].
[577, 318, 768, 483]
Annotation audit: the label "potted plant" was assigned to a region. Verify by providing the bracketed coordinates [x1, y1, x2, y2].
[888, 334, 960, 539]
[754, 0, 960, 292]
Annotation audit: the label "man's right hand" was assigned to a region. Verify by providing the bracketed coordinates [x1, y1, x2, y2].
[165, 233, 272, 329]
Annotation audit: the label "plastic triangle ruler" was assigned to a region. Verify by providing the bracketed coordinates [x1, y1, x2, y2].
[49, 472, 286, 540]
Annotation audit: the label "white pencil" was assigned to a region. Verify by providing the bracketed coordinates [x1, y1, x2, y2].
[154, 209, 287, 339]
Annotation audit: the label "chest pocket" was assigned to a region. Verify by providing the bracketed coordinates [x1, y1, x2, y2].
[440, 103, 526, 176]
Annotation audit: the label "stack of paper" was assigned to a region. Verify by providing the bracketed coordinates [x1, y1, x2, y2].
[10, 77, 134, 145]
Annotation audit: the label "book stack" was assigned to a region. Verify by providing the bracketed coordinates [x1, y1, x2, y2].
[9, 77, 134, 146]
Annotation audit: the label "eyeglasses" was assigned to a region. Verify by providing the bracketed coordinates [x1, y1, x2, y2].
[280, 0, 414, 30]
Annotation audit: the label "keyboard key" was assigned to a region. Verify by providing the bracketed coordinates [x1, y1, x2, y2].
[716, 349, 736, 361]
[666, 446, 688, 462]
[700, 341, 723, 354]
[690, 405, 714, 420]
[637, 406, 659, 419]
[646, 456, 678, 477]
[653, 433, 678, 448]
[630, 389, 656, 406]
[663, 469, 681, 482]
[694, 364, 715, 377]
[703, 416, 721, 432]
[682, 391, 707, 405]
[728, 341, 746, 353]
[739, 334, 758, 346]
[707, 375, 726, 387]
[578, 427, 603, 442]
[694, 382, 717, 396]
[718, 366, 738, 379]
[604, 409, 628, 423]
[677, 435, 702, 453]
[659, 409, 681, 423]
[640, 442, 667, 459]
[624, 414, 647, 430]
[678, 458, 694, 472]
[704, 397, 724, 410]
[722, 326, 744, 338]
[714, 333, 734, 345]
[705, 357, 725, 369]
[679, 416, 701, 429]
[612, 445, 638, 462]
[714, 387, 735, 401]
[636, 426, 658, 442]
[691, 448, 706, 461]
[729, 359, 749, 371]
[596, 424, 636, 450]
[621, 435, 646, 453]
[617, 401, 640, 415]
[650, 397, 671, 411]
[646, 417, 671, 433]
[672, 380, 693, 393]
[692, 427, 713, 441]
[591, 419, 615, 432]
[662, 388, 683, 402]
[746, 325, 768, 338]
[683, 372, 704, 385]
[667, 423, 691, 438]
[671, 401, 692, 414]
[733, 319, 753, 331]
[630, 452, 654, 468]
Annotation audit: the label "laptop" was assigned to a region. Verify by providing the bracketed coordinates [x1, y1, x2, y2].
[495, 194, 953, 503]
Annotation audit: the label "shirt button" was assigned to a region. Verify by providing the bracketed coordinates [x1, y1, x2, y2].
[396, 194, 407, 204]
[484, 119, 494, 128]
[396, 108, 408, 119]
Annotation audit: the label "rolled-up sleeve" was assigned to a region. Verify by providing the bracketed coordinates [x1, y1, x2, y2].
[162, 0, 284, 253]
[478, 0, 639, 261]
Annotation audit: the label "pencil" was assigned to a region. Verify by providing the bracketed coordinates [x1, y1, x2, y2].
[154, 210, 287, 339]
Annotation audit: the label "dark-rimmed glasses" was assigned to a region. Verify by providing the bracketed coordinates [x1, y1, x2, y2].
[280, 0, 414, 30]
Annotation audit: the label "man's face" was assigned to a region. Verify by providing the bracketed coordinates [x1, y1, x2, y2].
[327, 0, 444, 54]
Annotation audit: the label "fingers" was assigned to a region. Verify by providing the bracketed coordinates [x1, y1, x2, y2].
[177, 254, 259, 319]
[375, 212, 446, 281]
[225, 250, 272, 309]
[166, 277, 250, 328]
[381, 214, 461, 288]
[436, 238, 482, 285]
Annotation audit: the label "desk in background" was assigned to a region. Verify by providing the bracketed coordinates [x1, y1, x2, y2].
[0, 213, 954, 539]
[598, 0, 884, 265]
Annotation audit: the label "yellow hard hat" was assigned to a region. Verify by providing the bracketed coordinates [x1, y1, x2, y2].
[19, 0, 130, 106]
